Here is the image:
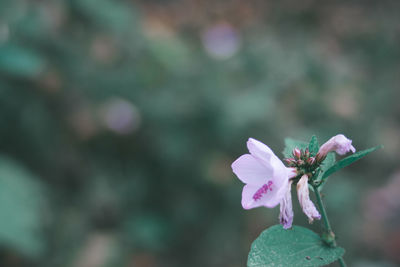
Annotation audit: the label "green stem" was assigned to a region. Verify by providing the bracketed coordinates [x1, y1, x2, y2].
[312, 185, 347, 267]
[313, 186, 333, 234]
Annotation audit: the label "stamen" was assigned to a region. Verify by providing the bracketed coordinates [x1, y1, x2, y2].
[253, 181, 274, 201]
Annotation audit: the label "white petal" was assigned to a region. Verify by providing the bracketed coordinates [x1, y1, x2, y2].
[270, 155, 289, 179]
[286, 167, 297, 178]
[241, 184, 264, 209]
[231, 154, 272, 185]
[247, 138, 274, 163]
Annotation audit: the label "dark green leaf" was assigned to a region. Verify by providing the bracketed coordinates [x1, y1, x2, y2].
[321, 145, 383, 180]
[283, 138, 308, 158]
[308, 135, 319, 155]
[248, 225, 345, 267]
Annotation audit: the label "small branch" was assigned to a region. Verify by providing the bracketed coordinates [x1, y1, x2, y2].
[313, 186, 332, 233]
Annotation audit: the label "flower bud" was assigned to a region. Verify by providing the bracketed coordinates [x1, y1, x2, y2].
[307, 157, 315, 165]
[304, 148, 310, 158]
[293, 148, 301, 159]
[318, 134, 356, 157]
[297, 159, 305, 166]
[285, 158, 296, 166]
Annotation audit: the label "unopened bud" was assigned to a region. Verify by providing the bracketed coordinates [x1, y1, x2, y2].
[285, 158, 296, 165]
[304, 148, 310, 158]
[293, 148, 301, 159]
[307, 157, 315, 165]
[297, 159, 305, 166]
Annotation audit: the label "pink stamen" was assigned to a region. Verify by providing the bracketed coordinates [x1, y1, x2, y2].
[253, 181, 274, 201]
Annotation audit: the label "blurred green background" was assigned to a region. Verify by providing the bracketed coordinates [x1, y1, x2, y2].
[0, 0, 399, 266]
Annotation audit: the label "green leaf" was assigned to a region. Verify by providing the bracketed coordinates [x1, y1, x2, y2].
[317, 152, 336, 190]
[321, 153, 336, 174]
[248, 225, 345, 267]
[321, 145, 383, 180]
[308, 135, 319, 156]
[283, 138, 308, 158]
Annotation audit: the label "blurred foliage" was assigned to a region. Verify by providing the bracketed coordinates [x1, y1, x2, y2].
[0, 157, 44, 257]
[0, 0, 399, 266]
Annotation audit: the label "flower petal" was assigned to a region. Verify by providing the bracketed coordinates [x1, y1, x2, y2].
[286, 167, 297, 179]
[241, 178, 288, 209]
[270, 155, 288, 177]
[297, 175, 321, 223]
[279, 180, 293, 229]
[247, 138, 274, 163]
[231, 154, 272, 185]
[246, 138, 289, 179]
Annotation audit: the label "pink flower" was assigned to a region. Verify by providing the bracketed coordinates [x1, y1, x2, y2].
[318, 134, 356, 157]
[231, 138, 296, 213]
[297, 175, 321, 223]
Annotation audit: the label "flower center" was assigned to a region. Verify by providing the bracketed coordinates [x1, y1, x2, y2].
[253, 180, 273, 201]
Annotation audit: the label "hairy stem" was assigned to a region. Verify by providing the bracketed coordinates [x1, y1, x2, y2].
[313, 185, 347, 267]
